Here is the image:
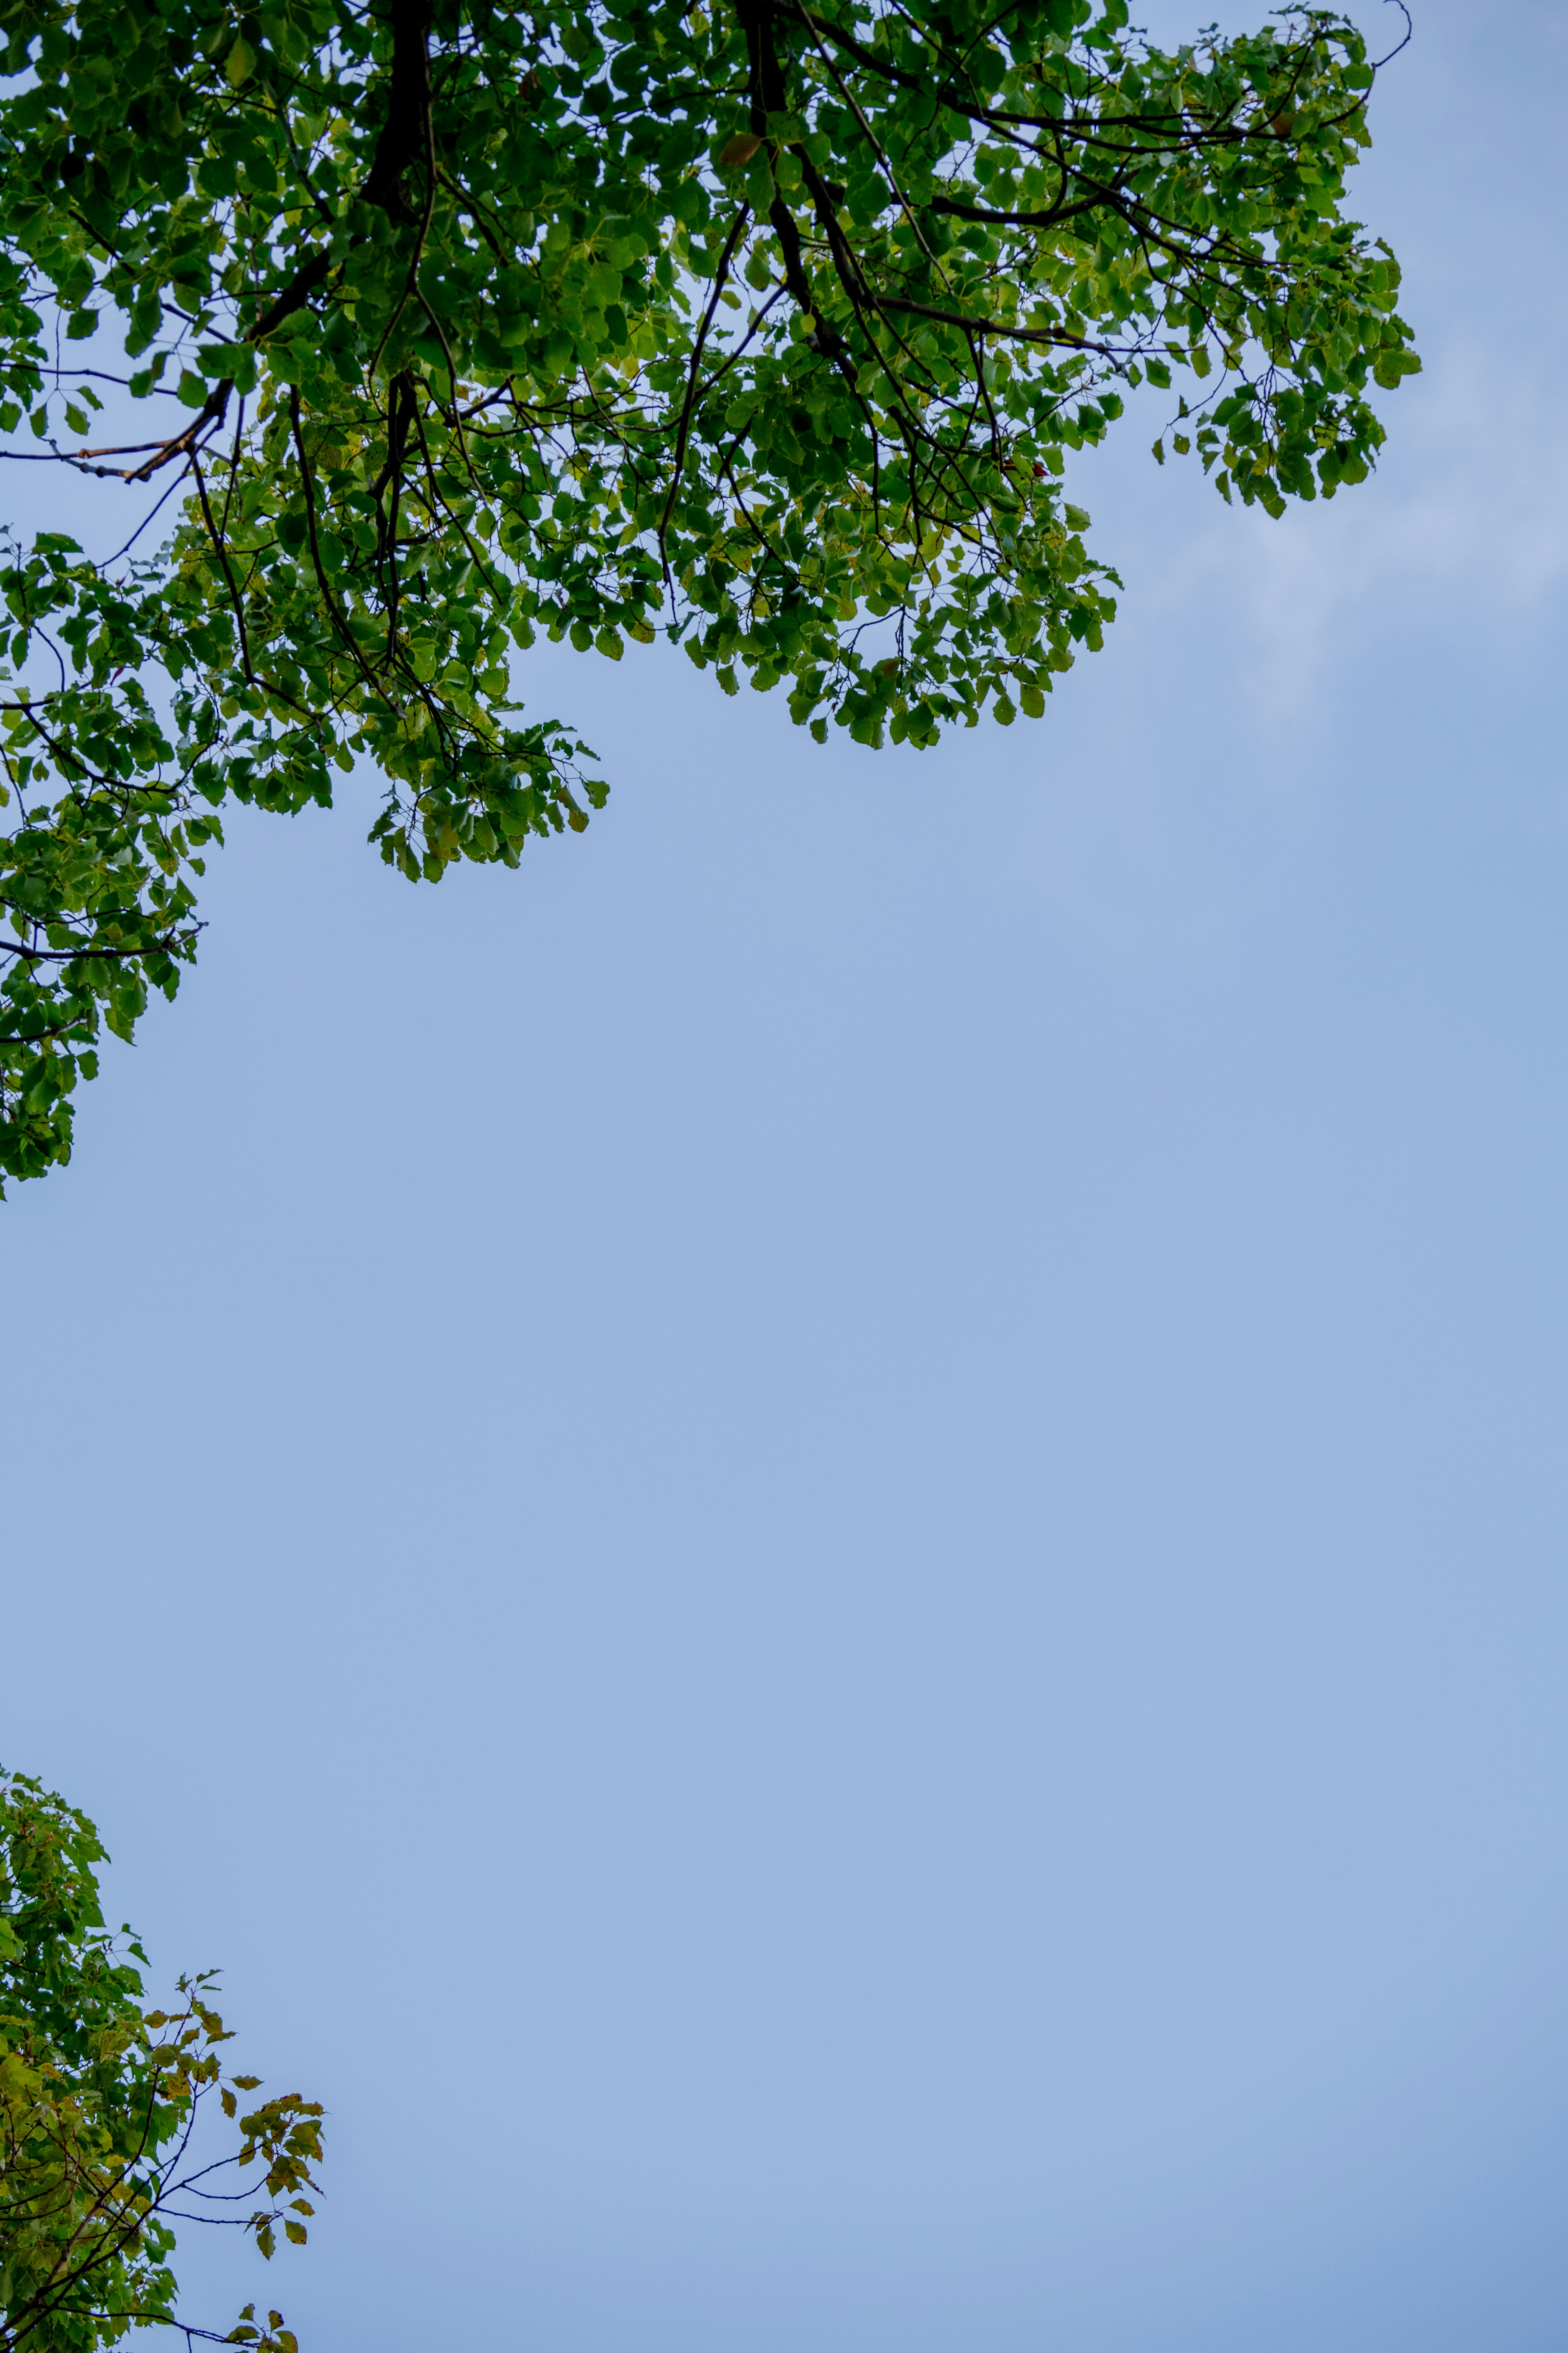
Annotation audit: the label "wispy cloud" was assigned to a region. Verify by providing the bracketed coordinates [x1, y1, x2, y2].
[1146, 341, 1568, 716]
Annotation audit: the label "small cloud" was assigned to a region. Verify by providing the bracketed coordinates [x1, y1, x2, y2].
[1145, 341, 1568, 717]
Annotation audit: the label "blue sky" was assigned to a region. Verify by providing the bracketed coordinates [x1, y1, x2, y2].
[4, 4, 1568, 2348]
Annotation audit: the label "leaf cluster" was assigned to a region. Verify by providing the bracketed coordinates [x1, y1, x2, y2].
[0, 0, 1418, 1182]
[0, 1772, 321, 2353]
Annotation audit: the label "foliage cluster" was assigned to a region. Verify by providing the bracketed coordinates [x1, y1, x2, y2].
[0, 0, 1418, 1183]
[0, 1771, 320, 2353]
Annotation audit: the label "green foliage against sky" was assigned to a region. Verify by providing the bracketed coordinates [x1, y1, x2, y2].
[0, 1770, 321, 2353]
[0, 0, 1418, 1184]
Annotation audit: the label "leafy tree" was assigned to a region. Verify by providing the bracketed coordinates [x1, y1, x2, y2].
[0, 1770, 322, 2353]
[0, 0, 1419, 1185]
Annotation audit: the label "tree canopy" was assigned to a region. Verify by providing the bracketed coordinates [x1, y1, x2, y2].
[0, 1769, 321, 2353]
[0, 0, 1418, 1185]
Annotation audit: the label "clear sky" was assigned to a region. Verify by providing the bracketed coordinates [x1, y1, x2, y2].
[4, 4, 1567, 2349]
